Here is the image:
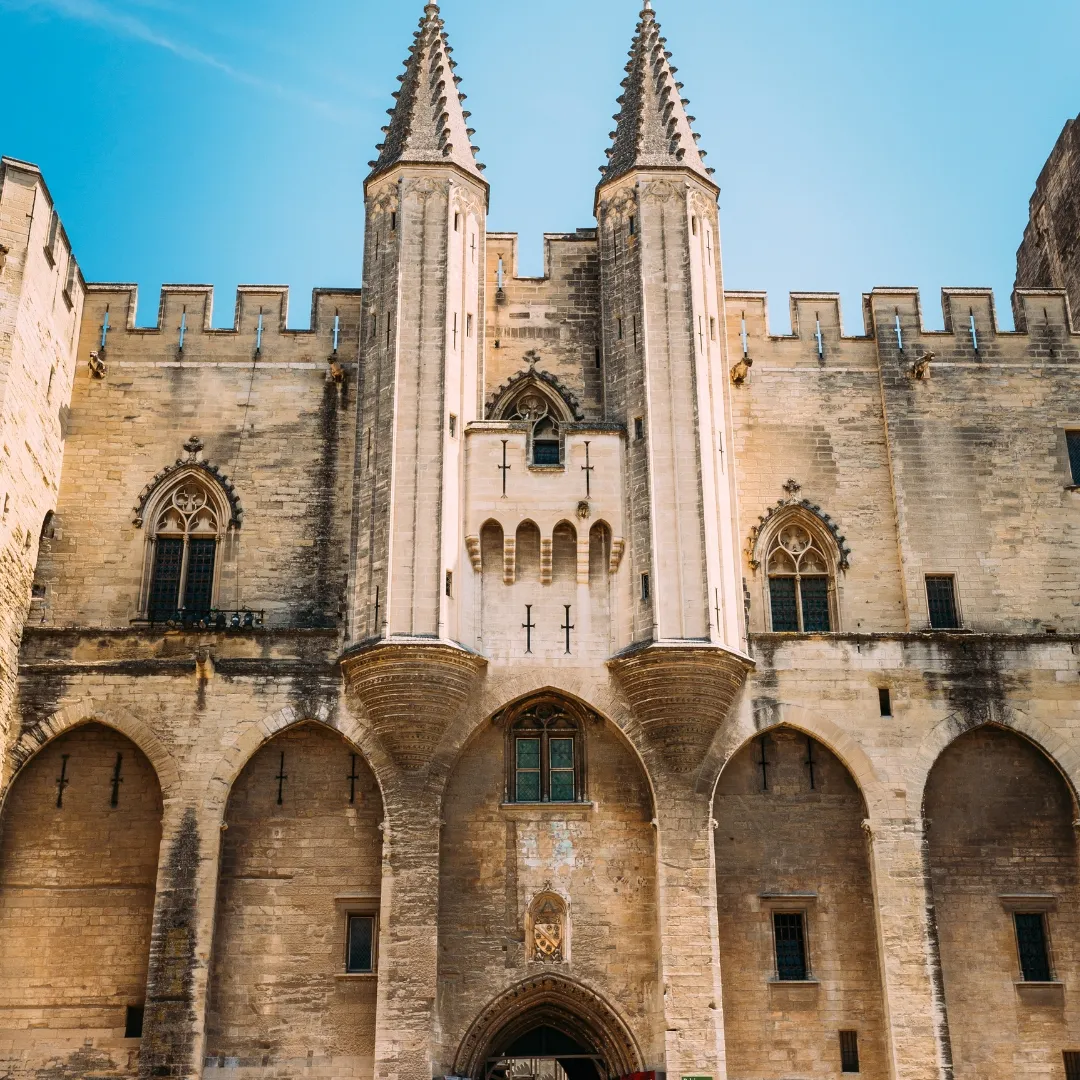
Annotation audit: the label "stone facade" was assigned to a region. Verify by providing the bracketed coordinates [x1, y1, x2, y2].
[1, 3, 1080, 1080]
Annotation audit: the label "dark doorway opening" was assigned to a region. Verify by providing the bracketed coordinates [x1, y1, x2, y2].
[485, 1024, 604, 1080]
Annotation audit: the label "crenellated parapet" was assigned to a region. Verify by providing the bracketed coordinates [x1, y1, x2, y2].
[80, 284, 362, 370]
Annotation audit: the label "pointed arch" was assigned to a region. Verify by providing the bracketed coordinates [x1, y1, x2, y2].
[2, 701, 180, 800]
[452, 973, 644, 1079]
[486, 366, 585, 424]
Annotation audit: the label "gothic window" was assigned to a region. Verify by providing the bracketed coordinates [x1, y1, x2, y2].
[505, 700, 585, 804]
[143, 474, 227, 621]
[767, 523, 834, 632]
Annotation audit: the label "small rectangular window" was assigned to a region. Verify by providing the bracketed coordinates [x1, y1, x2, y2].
[839, 1030, 860, 1073]
[466, 313, 473, 338]
[617, 317, 624, 340]
[1065, 1051, 1080, 1080]
[516, 738, 541, 801]
[926, 575, 960, 630]
[445, 571, 453, 598]
[449, 414, 457, 438]
[533, 441, 561, 466]
[878, 688, 892, 717]
[773, 911, 808, 981]
[710, 317, 717, 340]
[770, 577, 798, 632]
[346, 914, 376, 973]
[628, 216, 636, 236]
[390, 212, 397, 231]
[692, 216, 698, 236]
[124, 1005, 144, 1040]
[634, 417, 645, 441]
[594, 346, 602, 369]
[454, 212, 461, 231]
[1067, 430, 1080, 485]
[640, 573, 651, 602]
[1015, 912, 1052, 982]
[63, 255, 77, 303]
[44, 210, 59, 263]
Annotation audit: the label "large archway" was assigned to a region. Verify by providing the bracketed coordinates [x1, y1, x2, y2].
[0, 722, 163, 1075]
[713, 726, 889, 1079]
[925, 725, 1080, 1078]
[205, 722, 384, 1076]
[436, 692, 660, 1073]
[453, 975, 643, 1080]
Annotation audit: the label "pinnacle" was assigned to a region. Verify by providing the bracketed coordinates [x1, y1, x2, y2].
[599, 0, 715, 191]
[367, 2, 485, 186]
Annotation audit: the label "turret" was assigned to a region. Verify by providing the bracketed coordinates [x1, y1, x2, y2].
[352, 1, 488, 645]
[596, 0, 743, 650]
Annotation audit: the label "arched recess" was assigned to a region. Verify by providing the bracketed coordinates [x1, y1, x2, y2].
[924, 724, 1080, 1078]
[205, 723, 384, 1075]
[437, 692, 661, 1073]
[713, 726, 889, 1079]
[516, 521, 542, 582]
[0, 723, 163, 1073]
[552, 521, 577, 583]
[452, 974, 644, 1080]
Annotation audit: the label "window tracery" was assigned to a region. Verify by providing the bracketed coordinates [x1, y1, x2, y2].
[140, 470, 231, 622]
[501, 699, 588, 804]
[766, 522, 834, 633]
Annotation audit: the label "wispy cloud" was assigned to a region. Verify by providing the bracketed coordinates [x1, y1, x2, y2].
[2, 0, 347, 117]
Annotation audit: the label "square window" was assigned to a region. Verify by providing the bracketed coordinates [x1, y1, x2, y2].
[1015, 912, 1052, 982]
[124, 1005, 144, 1040]
[878, 688, 892, 717]
[773, 911, 808, 981]
[926, 575, 960, 629]
[1064, 1051, 1080, 1080]
[533, 441, 561, 466]
[346, 914, 376, 974]
[1067, 431, 1080, 485]
[839, 1030, 860, 1073]
[769, 577, 798, 632]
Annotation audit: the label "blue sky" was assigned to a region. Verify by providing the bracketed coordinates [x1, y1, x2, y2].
[2, 0, 1079, 332]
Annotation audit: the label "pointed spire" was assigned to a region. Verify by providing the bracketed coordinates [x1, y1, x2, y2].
[367, 2, 486, 185]
[599, 1, 715, 190]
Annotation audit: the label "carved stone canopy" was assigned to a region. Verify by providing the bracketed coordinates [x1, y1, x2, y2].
[133, 437, 242, 529]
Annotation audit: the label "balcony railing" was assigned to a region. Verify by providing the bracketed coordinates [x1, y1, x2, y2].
[146, 608, 265, 631]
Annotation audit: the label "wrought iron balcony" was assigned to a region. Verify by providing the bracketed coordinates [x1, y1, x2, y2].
[146, 608, 265, 631]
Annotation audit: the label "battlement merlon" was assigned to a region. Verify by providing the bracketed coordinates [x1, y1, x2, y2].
[725, 287, 1079, 347]
[485, 230, 598, 284]
[79, 285, 364, 361]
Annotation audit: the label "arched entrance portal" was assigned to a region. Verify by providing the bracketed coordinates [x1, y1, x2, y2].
[453, 975, 644, 1080]
[486, 1024, 602, 1080]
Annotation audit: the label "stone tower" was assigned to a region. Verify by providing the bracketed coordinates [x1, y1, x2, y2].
[597, 0, 743, 652]
[353, 1, 487, 647]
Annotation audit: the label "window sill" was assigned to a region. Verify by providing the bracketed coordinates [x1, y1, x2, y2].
[335, 972, 378, 981]
[1014, 980, 1064, 1006]
[769, 978, 819, 985]
[1066, 485, 1080, 492]
[500, 801, 596, 820]
[527, 464, 565, 473]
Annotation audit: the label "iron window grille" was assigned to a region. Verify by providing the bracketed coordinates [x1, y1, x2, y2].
[346, 914, 377, 974]
[1015, 912, 1052, 982]
[773, 911, 809, 981]
[504, 699, 587, 805]
[1067, 431, 1080, 485]
[839, 1030, 860, 1073]
[926, 575, 961, 629]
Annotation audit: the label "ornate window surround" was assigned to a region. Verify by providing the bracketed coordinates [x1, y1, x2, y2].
[496, 696, 595, 805]
[134, 438, 239, 621]
[748, 489, 848, 634]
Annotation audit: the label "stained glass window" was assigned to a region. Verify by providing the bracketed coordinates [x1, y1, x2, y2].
[507, 701, 583, 804]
